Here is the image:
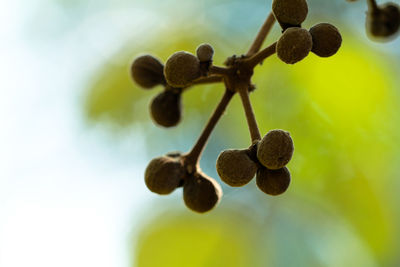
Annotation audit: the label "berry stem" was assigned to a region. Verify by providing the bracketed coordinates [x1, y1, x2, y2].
[247, 12, 276, 56]
[184, 89, 235, 169]
[237, 84, 262, 143]
[191, 75, 223, 85]
[245, 42, 277, 68]
[209, 65, 233, 76]
[366, 0, 379, 13]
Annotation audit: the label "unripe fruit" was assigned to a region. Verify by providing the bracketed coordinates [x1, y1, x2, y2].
[256, 167, 291, 196]
[272, 0, 308, 29]
[164, 51, 201, 87]
[257, 130, 294, 170]
[131, 55, 165, 89]
[145, 156, 185, 195]
[277, 27, 313, 64]
[309, 23, 342, 57]
[150, 90, 182, 127]
[196, 43, 214, 62]
[366, 3, 400, 40]
[183, 172, 222, 213]
[216, 149, 258, 187]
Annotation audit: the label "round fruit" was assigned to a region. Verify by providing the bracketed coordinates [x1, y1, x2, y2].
[256, 167, 291, 196]
[272, 0, 308, 28]
[366, 3, 400, 40]
[130, 55, 165, 89]
[216, 149, 258, 187]
[309, 23, 342, 57]
[183, 172, 222, 213]
[150, 90, 182, 127]
[145, 156, 185, 195]
[196, 43, 214, 62]
[257, 130, 294, 170]
[164, 51, 201, 87]
[276, 27, 313, 64]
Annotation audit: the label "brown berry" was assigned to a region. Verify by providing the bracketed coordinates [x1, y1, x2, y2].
[257, 130, 294, 170]
[150, 90, 182, 127]
[277, 27, 313, 64]
[256, 167, 291, 196]
[183, 172, 222, 213]
[216, 149, 258, 187]
[130, 55, 165, 89]
[367, 3, 400, 40]
[272, 0, 308, 29]
[164, 51, 201, 87]
[309, 23, 342, 57]
[196, 43, 214, 62]
[145, 156, 185, 195]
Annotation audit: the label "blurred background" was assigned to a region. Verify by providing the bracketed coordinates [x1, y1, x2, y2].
[1, 0, 400, 266]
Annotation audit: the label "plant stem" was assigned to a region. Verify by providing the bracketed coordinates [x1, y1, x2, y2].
[237, 84, 261, 143]
[366, 0, 378, 13]
[184, 89, 234, 168]
[209, 65, 232, 76]
[192, 75, 223, 85]
[247, 12, 276, 56]
[245, 42, 277, 68]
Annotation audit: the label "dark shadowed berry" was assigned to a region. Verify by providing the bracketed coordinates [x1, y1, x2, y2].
[183, 172, 222, 213]
[150, 90, 182, 127]
[216, 149, 258, 187]
[366, 3, 400, 40]
[272, 0, 308, 29]
[257, 130, 294, 170]
[277, 27, 313, 64]
[310, 23, 342, 57]
[164, 51, 201, 87]
[131, 55, 165, 89]
[145, 156, 185, 195]
[256, 167, 291, 196]
[196, 43, 214, 62]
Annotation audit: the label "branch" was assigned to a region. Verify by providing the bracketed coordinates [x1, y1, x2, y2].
[192, 75, 223, 85]
[366, 0, 378, 13]
[246, 12, 276, 56]
[245, 42, 277, 68]
[184, 89, 235, 169]
[209, 65, 232, 76]
[237, 84, 261, 143]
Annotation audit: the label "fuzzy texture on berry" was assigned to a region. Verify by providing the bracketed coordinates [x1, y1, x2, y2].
[196, 43, 214, 62]
[310, 23, 342, 57]
[183, 172, 222, 213]
[216, 149, 258, 187]
[150, 90, 182, 127]
[256, 167, 291, 196]
[257, 130, 294, 170]
[276, 27, 313, 64]
[164, 51, 201, 87]
[131, 55, 165, 89]
[272, 0, 308, 29]
[366, 3, 400, 40]
[145, 156, 185, 195]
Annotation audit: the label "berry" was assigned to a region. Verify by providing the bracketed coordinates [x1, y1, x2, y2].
[309, 23, 342, 57]
[145, 156, 185, 195]
[216, 149, 258, 187]
[183, 172, 222, 213]
[130, 55, 165, 89]
[164, 51, 201, 87]
[256, 167, 291, 196]
[272, 0, 308, 29]
[150, 90, 182, 127]
[366, 3, 400, 40]
[196, 43, 214, 62]
[276, 27, 313, 64]
[257, 130, 294, 170]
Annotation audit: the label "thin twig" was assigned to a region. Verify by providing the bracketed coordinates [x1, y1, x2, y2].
[192, 75, 223, 85]
[245, 42, 277, 68]
[247, 12, 276, 56]
[184, 89, 235, 168]
[237, 84, 261, 143]
[209, 65, 232, 76]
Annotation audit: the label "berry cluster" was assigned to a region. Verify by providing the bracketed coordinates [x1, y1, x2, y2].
[131, 0, 342, 213]
[348, 0, 400, 41]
